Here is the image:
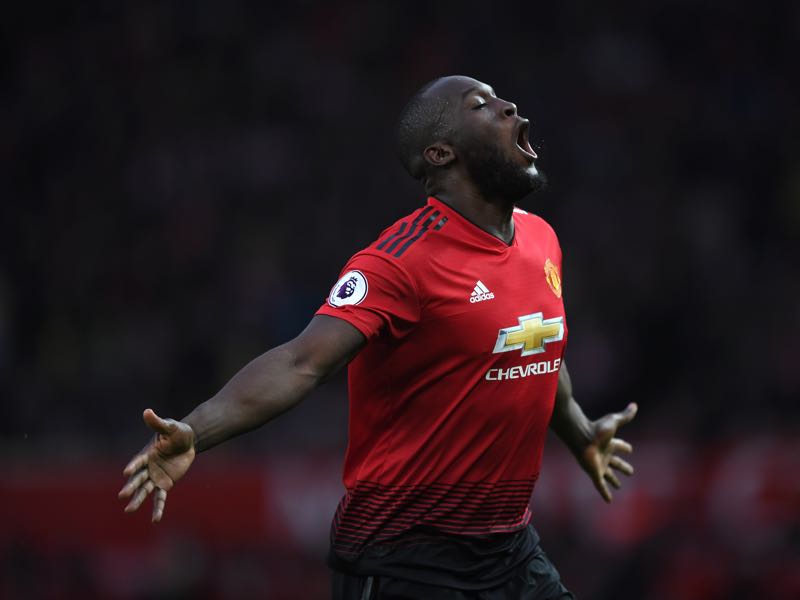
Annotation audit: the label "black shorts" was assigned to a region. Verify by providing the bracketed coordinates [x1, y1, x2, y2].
[331, 542, 575, 600]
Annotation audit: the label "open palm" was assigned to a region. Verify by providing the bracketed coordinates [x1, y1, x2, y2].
[118, 409, 196, 521]
[578, 403, 637, 502]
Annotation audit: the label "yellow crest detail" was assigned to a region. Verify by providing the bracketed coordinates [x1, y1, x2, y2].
[493, 313, 565, 356]
[544, 258, 562, 298]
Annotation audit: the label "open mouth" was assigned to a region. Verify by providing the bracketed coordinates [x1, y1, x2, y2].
[515, 120, 538, 161]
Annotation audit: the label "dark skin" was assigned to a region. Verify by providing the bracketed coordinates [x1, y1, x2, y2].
[119, 76, 636, 521]
[421, 76, 535, 244]
[119, 315, 365, 520]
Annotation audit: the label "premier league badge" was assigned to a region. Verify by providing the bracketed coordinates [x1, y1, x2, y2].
[328, 270, 369, 307]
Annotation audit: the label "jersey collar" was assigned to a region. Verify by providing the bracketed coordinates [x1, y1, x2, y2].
[427, 196, 518, 251]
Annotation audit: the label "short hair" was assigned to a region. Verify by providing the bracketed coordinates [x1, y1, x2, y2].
[395, 78, 455, 181]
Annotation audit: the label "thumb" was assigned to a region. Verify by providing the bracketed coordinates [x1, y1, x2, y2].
[143, 408, 177, 436]
[596, 402, 638, 440]
[614, 402, 638, 427]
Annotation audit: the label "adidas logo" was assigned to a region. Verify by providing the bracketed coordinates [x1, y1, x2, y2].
[470, 280, 495, 303]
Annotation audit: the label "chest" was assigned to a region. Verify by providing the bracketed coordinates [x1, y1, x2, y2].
[414, 242, 567, 361]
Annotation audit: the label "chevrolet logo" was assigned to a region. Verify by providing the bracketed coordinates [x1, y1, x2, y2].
[493, 313, 564, 356]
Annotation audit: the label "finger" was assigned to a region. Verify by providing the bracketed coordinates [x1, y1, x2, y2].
[604, 470, 622, 490]
[118, 469, 148, 499]
[125, 480, 155, 513]
[152, 488, 168, 522]
[612, 403, 638, 428]
[610, 438, 633, 454]
[123, 453, 148, 477]
[610, 456, 634, 476]
[143, 409, 177, 436]
[591, 472, 612, 503]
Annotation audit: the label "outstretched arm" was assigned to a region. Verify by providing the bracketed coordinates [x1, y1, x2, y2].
[118, 314, 365, 520]
[549, 360, 637, 502]
[182, 314, 365, 451]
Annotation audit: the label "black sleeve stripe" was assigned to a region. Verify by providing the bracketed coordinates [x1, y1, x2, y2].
[375, 207, 449, 259]
[411, 204, 435, 224]
[393, 214, 448, 258]
[375, 205, 433, 251]
[384, 209, 440, 254]
[376, 221, 407, 250]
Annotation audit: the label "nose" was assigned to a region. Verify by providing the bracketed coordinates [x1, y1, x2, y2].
[502, 100, 517, 117]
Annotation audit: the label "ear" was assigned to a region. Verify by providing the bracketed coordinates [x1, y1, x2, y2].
[423, 143, 456, 168]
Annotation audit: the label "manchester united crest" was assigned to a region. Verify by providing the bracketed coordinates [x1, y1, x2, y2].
[544, 258, 562, 298]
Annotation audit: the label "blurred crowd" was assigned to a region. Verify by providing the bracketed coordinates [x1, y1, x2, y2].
[2, 1, 798, 599]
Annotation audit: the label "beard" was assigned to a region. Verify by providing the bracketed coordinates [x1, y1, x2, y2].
[461, 140, 547, 202]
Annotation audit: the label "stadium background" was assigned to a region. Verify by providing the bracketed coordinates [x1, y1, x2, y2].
[2, 1, 798, 598]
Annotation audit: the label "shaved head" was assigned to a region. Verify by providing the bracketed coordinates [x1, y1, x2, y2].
[395, 76, 472, 181]
[396, 75, 544, 201]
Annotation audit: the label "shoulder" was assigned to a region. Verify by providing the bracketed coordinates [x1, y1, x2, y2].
[513, 207, 559, 242]
[367, 203, 450, 265]
[332, 203, 446, 293]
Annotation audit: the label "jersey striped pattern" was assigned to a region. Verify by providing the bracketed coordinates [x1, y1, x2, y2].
[331, 479, 536, 556]
[375, 206, 448, 258]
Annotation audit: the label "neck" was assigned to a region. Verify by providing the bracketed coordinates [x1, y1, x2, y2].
[430, 180, 517, 245]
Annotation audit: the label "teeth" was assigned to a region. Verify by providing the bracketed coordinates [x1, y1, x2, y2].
[517, 125, 529, 148]
[515, 124, 536, 158]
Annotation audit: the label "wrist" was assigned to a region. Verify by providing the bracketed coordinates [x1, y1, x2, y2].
[179, 414, 202, 451]
[564, 422, 593, 457]
[553, 396, 594, 455]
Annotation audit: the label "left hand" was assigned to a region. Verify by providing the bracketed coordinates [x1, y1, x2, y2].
[578, 402, 637, 502]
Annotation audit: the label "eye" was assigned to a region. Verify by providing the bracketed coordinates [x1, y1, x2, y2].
[472, 101, 487, 110]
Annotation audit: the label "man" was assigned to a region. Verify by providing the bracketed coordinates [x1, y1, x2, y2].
[119, 75, 637, 599]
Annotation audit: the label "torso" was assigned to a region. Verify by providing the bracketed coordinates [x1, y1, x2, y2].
[317, 196, 567, 558]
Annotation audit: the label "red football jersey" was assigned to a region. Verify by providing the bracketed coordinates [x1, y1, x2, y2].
[316, 196, 567, 557]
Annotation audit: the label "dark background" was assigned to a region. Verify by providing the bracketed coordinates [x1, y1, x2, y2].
[2, 1, 798, 599]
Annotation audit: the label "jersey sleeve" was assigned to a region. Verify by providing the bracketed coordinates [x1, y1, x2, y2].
[315, 251, 420, 341]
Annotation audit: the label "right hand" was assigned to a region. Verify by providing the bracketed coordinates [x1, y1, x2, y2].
[577, 403, 637, 503]
[117, 409, 196, 522]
